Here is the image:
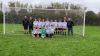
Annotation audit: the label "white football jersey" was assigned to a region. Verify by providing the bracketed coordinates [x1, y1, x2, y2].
[41, 22, 46, 27]
[33, 21, 38, 26]
[50, 26, 55, 33]
[32, 29, 38, 34]
[37, 21, 42, 28]
[46, 28, 50, 34]
[45, 21, 50, 27]
[62, 22, 67, 28]
[52, 22, 58, 28]
[58, 22, 63, 28]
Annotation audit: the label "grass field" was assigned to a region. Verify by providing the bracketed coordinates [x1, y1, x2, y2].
[0, 24, 83, 35]
[0, 24, 100, 56]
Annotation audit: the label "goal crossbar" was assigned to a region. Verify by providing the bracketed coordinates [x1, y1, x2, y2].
[7, 7, 84, 11]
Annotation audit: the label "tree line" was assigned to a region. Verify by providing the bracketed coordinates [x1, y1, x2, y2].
[0, 1, 100, 25]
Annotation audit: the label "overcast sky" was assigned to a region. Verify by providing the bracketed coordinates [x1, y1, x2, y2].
[1, 0, 100, 13]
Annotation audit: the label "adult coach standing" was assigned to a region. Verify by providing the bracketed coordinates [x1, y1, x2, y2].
[67, 18, 74, 35]
[22, 16, 29, 34]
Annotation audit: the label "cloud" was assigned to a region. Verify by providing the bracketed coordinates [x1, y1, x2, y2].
[83, 0, 100, 13]
[1, 0, 100, 13]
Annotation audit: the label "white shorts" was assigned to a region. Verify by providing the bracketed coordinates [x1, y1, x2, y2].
[46, 29, 50, 34]
[50, 29, 55, 34]
[32, 30, 36, 34]
[32, 29, 39, 34]
[63, 26, 67, 29]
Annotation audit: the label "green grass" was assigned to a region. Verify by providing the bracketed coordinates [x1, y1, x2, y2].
[2, 24, 83, 35]
[0, 24, 100, 56]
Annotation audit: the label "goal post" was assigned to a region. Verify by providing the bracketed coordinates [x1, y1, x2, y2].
[83, 7, 87, 37]
[3, 6, 86, 36]
[2, 3, 6, 35]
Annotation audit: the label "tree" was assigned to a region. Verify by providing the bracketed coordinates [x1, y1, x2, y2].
[86, 11, 98, 25]
[9, 2, 15, 7]
[70, 4, 81, 9]
[16, 1, 21, 7]
[35, 5, 42, 8]
[62, 2, 68, 9]
[97, 12, 100, 19]
[51, 2, 64, 9]
[86, 11, 98, 19]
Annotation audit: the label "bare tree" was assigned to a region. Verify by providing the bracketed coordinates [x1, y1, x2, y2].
[9, 2, 15, 7]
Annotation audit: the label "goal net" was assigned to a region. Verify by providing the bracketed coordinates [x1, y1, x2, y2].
[3, 7, 85, 36]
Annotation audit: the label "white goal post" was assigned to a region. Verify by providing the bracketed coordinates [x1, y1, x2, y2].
[2, 4, 86, 37]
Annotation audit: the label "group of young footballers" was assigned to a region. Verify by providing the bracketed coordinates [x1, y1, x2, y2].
[23, 16, 74, 38]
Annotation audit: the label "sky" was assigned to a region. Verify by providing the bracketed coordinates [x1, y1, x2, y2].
[0, 0, 100, 13]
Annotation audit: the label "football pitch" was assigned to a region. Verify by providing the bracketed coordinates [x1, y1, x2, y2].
[0, 24, 100, 56]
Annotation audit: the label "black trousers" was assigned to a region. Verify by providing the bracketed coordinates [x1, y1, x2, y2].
[68, 28, 73, 35]
[29, 26, 33, 34]
[23, 25, 28, 30]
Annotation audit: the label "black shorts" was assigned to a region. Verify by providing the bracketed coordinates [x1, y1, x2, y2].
[62, 28, 66, 30]
[55, 28, 58, 31]
[24, 26, 28, 30]
[46, 34, 49, 37]
[39, 34, 41, 37]
[34, 34, 37, 37]
[58, 28, 62, 30]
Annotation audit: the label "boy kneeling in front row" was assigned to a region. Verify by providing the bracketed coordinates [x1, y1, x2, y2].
[46, 25, 54, 38]
[32, 26, 47, 38]
[41, 26, 46, 38]
[32, 26, 39, 37]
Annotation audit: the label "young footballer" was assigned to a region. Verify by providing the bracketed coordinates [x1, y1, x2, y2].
[38, 18, 42, 29]
[50, 25, 55, 38]
[53, 20, 58, 35]
[45, 19, 50, 28]
[45, 19, 50, 37]
[41, 26, 47, 38]
[41, 18, 45, 28]
[33, 18, 39, 37]
[49, 20, 55, 38]
[58, 20, 63, 35]
[38, 18, 43, 37]
[33, 19, 38, 27]
[62, 20, 67, 35]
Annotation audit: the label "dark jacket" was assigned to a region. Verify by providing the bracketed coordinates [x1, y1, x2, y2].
[67, 21, 74, 28]
[29, 20, 33, 27]
[22, 18, 29, 26]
